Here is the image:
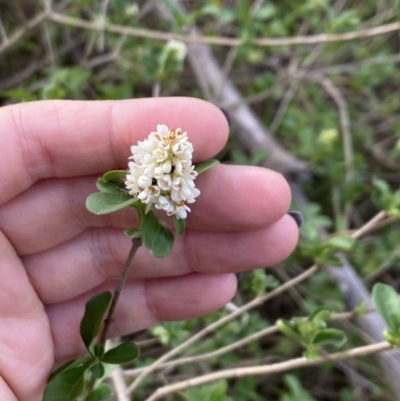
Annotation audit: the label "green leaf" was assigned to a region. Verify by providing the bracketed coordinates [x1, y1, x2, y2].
[325, 235, 355, 251]
[42, 364, 88, 401]
[194, 159, 220, 174]
[48, 356, 92, 382]
[173, 215, 186, 236]
[83, 384, 113, 401]
[86, 192, 139, 215]
[277, 319, 303, 344]
[101, 342, 140, 364]
[80, 291, 112, 353]
[96, 178, 123, 194]
[93, 344, 105, 358]
[309, 307, 332, 325]
[141, 212, 174, 258]
[103, 170, 128, 182]
[372, 283, 400, 332]
[313, 328, 347, 347]
[90, 361, 105, 379]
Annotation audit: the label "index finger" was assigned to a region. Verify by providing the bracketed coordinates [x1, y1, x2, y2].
[0, 98, 229, 205]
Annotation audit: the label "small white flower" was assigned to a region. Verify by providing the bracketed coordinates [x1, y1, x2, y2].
[166, 39, 187, 62]
[125, 125, 200, 219]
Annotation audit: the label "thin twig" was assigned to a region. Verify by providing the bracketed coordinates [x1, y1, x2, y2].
[213, 46, 239, 100]
[351, 210, 387, 239]
[99, 238, 142, 345]
[145, 342, 392, 401]
[98, 0, 110, 52]
[269, 40, 323, 135]
[0, 11, 48, 55]
[47, 12, 400, 48]
[111, 366, 131, 401]
[317, 77, 354, 227]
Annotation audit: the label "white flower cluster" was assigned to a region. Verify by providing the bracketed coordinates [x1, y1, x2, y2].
[125, 125, 200, 219]
[165, 39, 187, 62]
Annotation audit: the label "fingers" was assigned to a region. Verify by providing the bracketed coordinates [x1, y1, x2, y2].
[0, 232, 53, 401]
[0, 165, 291, 255]
[47, 273, 236, 364]
[0, 98, 229, 205]
[24, 215, 298, 304]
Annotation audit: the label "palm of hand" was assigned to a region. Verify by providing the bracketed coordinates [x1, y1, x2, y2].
[0, 98, 297, 400]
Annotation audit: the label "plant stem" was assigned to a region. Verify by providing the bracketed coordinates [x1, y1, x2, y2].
[99, 237, 142, 346]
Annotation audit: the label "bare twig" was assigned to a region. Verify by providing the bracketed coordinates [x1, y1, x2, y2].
[111, 366, 131, 401]
[318, 78, 353, 181]
[269, 46, 322, 135]
[0, 11, 48, 55]
[213, 47, 239, 100]
[98, 0, 110, 52]
[46, 12, 400, 48]
[145, 342, 392, 401]
[99, 238, 142, 346]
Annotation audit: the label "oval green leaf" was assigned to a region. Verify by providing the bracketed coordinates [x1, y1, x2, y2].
[48, 356, 93, 382]
[101, 342, 140, 364]
[173, 215, 186, 236]
[194, 158, 220, 175]
[313, 328, 347, 347]
[276, 319, 303, 344]
[86, 192, 139, 215]
[90, 361, 105, 379]
[103, 170, 128, 182]
[93, 344, 105, 359]
[83, 384, 113, 401]
[141, 212, 174, 258]
[42, 364, 88, 401]
[80, 291, 112, 353]
[372, 283, 400, 332]
[325, 235, 355, 251]
[96, 178, 123, 194]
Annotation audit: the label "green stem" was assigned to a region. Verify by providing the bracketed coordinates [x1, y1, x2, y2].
[99, 237, 142, 346]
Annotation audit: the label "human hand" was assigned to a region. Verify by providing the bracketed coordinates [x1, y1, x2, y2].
[0, 98, 298, 400]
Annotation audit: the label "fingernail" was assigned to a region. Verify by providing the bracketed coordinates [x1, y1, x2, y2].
[287, 210, 304, 228]
[235, 272, 243, 281]
[219, 107, 231, 127]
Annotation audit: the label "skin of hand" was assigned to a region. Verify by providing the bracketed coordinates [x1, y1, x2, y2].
[0, 97, 298, 400]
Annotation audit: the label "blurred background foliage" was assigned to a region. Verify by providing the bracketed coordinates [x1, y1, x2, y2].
[1, 0, 400, 400]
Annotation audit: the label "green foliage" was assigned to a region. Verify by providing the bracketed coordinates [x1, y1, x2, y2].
[184, 380, 233, 401]
[280, 375, 317, 401]
[277, 307, 347, 360]
[86, 191, 140, 215]
[44, 292, 140, 400]
[80, 291, 112, 354]
[82, 384, 113, 401]
[299, 234, 355, 266]
[372, 177, 400, 218]
[141, 211, 174, 258]
[372, 283, 400, 346]
[43, 361, 91, 401]
[101, 343, 140, 364]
